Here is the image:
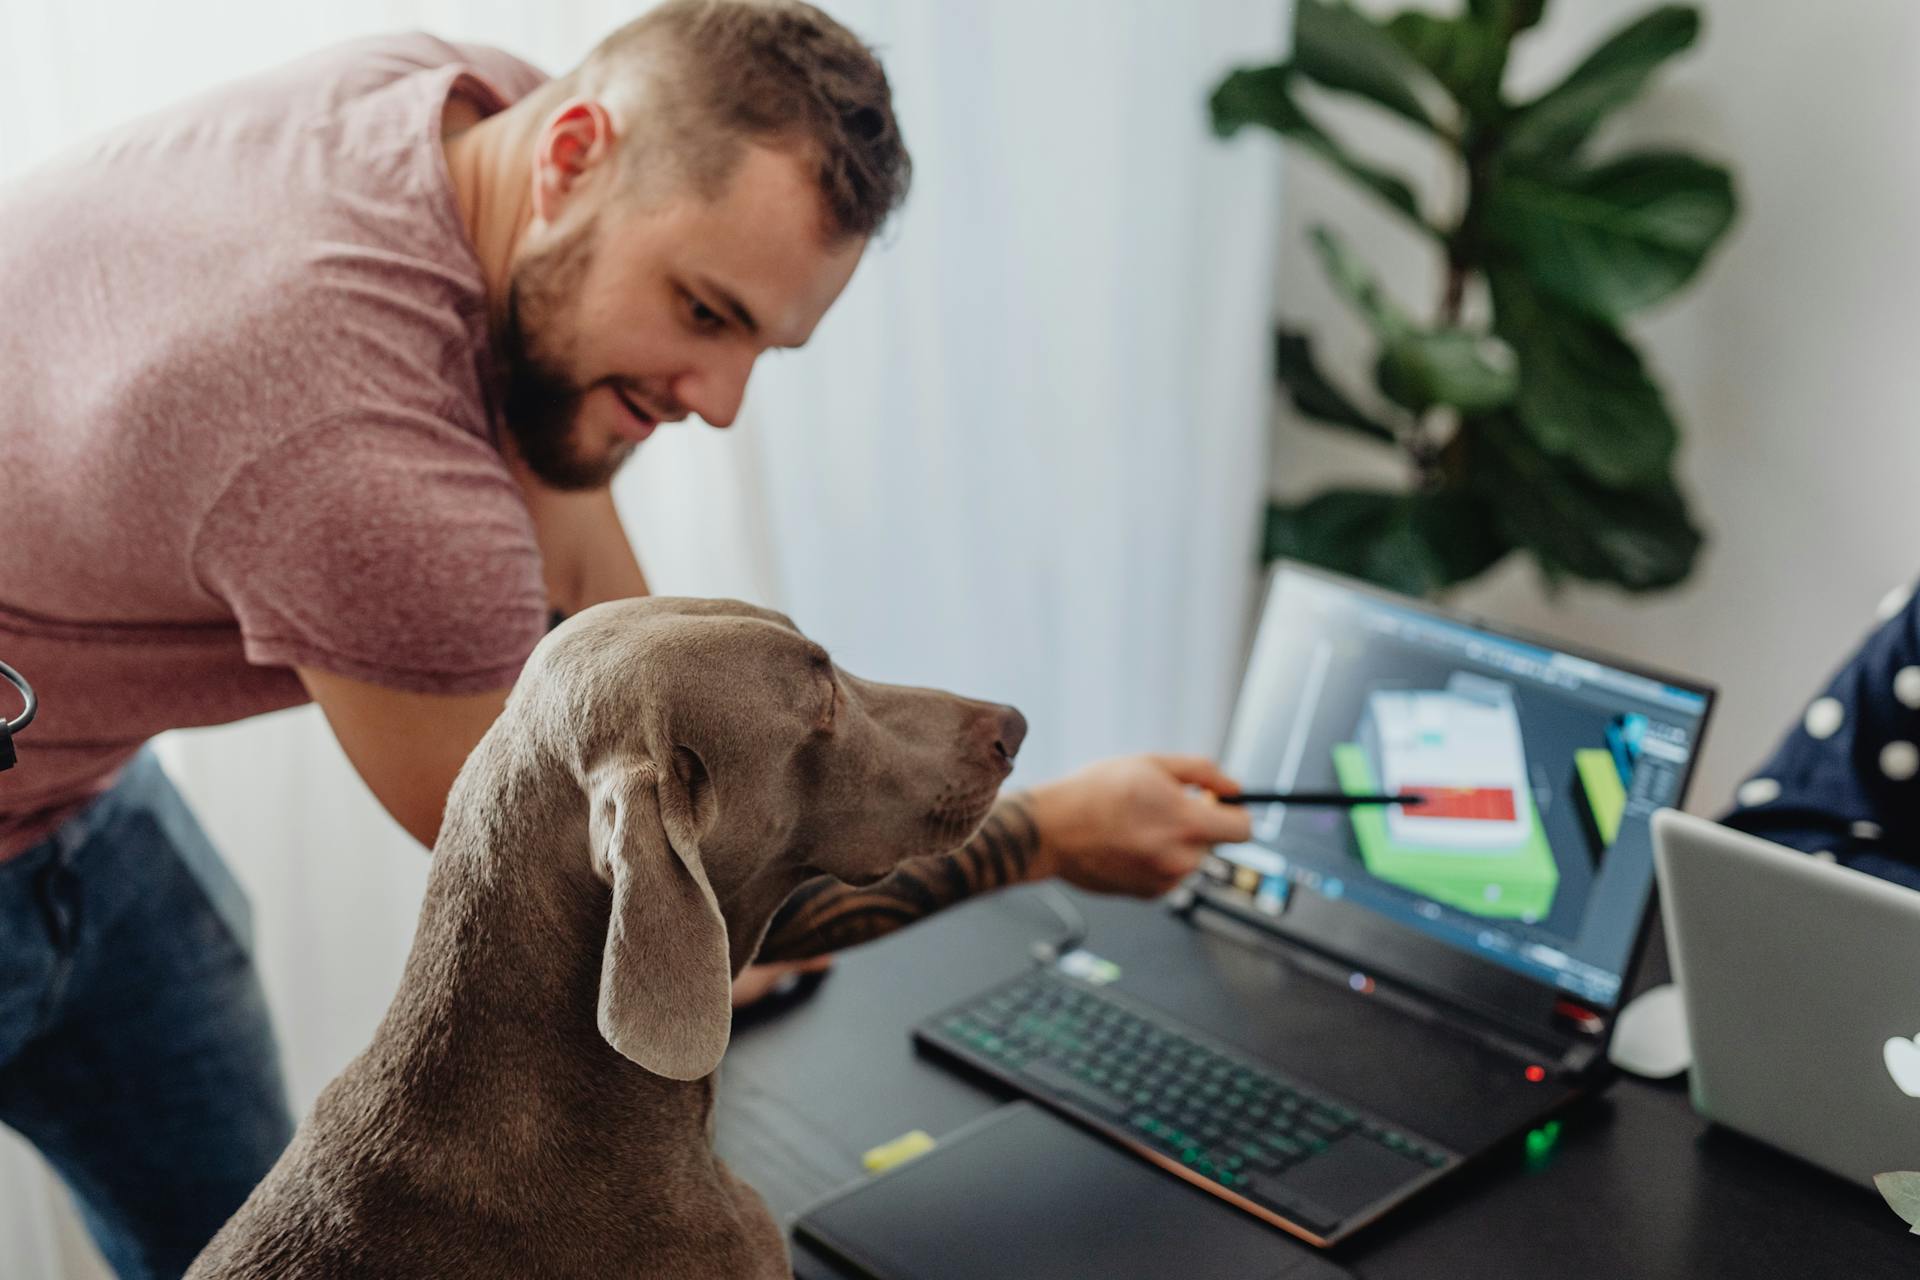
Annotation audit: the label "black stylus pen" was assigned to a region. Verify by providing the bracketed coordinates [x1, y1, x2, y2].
[1220, 791, 1429, 807]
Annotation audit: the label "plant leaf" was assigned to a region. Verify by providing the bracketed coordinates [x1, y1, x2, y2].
[1469, 412, 1702, 591]
[1468, 0, 1546, 37]
[1307, 227, 1518, 415]
[1294, 0, 1447, 133]
[1211, 66, 1431, 232]
[1385, 11, 1504, 119]
[1505, 5, 1701, 159]
[1489, 268, 1678, 488]
[1264, 487, 1509, 596]
[1275, 331, 1397, 443]
[1873, 1171, 1920, 1234]
[1488, 152, 1736, 320]
[1309, 224, 1411, 341]
[1416, 488, 1516, 587]
[1376, 330, 1519, 415]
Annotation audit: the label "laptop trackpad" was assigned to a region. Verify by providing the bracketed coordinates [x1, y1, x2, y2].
[1281, 1135, 1431, 1222]
[793, 1102, 1353, 1280]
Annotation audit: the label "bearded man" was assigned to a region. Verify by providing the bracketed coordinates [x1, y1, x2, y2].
[0, 5, 1251, 1275]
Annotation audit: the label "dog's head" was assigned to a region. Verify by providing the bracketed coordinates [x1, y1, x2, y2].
[515, 597, 1025, 1081]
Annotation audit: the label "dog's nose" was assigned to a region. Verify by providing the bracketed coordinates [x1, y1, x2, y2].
[989, 706, 1027, 765]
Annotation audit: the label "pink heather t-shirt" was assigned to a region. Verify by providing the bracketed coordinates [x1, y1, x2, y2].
[0, 34, 556, 858]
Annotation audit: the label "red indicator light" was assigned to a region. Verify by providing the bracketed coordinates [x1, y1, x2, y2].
[1553, 999, 1604, 1034]
[1524, 1064, 1546, 1083]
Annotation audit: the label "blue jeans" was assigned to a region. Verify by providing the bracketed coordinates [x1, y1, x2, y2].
[0, 751, 294, 1278]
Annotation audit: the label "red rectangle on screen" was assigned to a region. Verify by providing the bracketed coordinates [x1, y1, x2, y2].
[1403, 787, 1517, 821]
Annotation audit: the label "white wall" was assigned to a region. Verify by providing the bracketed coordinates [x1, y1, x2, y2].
[1268, 0, 1920, 813]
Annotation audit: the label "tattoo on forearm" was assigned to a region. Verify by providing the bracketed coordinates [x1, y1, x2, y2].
[756, 795, 1042, 963]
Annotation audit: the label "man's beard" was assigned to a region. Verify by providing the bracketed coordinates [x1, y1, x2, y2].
[494, 216, 633, 491]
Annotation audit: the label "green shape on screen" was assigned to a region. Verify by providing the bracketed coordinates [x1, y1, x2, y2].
[1574, 748, 1627, 847]
[1332, 742, 1559, 920]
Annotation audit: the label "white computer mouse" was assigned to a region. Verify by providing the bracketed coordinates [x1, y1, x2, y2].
[1608, 982, 1691, 1079]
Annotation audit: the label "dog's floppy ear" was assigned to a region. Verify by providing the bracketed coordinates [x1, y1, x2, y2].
[586, 757, 732, 1080]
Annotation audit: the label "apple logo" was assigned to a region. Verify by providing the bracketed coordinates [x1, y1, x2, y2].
[1884, 1034, 1920, 1099]
[1875, 1171, 1920, 1235]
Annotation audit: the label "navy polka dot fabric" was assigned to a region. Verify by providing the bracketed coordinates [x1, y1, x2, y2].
[1721, 580, 1920, 890]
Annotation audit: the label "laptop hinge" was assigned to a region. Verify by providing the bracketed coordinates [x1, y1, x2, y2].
[1174, 885, 1603, 1080]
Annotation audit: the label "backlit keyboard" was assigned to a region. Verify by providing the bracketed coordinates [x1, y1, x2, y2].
[914, 968, 1457, 1242]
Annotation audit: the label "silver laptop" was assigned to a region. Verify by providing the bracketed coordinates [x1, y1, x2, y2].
[1652, 808, 1920, 1186]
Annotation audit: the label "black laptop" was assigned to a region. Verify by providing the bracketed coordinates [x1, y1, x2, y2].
[912, 561, 1715, 1246]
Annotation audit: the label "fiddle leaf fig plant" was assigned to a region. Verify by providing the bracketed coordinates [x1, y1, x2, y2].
[1212, 0, 1735, 597]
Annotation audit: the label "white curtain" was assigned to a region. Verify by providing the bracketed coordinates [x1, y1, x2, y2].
[741, 2, 1285, 778]
[0, 2, 1285, 1275]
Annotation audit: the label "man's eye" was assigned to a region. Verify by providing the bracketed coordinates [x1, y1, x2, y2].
[687, 293, 724, 333]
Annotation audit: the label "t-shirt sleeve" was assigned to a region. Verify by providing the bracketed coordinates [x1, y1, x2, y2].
[1720, 579, 1920, 890]
[193, 414, 549, 695]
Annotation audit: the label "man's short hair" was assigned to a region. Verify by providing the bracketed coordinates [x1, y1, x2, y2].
[535, 0, 911, 242]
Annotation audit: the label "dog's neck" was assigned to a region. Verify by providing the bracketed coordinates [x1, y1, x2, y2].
[344, 733, 812, 1206]
[702, 842, 820, 976]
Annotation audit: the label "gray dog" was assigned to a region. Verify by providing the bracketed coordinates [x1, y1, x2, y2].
[187, 597, 1025, 1279]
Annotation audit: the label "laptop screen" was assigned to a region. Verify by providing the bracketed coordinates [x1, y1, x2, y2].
[1207, 564, 1712, 1011]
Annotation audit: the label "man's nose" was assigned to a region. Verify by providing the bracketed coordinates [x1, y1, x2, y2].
[673, 348, 756, 429]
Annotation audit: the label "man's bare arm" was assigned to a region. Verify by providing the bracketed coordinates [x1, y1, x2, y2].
[521, 483, 650, 617]
[303, 484, 648, 849]
[298, 672, 512, 847]
[752, 755, 1252, 966]
[755, 795, 1042, 962]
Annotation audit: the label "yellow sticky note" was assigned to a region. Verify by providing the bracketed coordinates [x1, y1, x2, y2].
[862, 1129, 937, 1173]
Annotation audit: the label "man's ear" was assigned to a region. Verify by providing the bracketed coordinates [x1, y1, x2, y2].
[532, 99, 618, 225]
[587, 757, 732, 1080]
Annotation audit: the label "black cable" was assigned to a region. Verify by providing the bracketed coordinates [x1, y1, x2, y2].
[1, 660, 36, 734]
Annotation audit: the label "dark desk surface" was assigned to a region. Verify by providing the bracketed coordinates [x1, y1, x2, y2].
[716, 885, 1914, 1279]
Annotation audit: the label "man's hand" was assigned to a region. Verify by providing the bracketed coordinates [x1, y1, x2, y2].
[730, 956, 833, 1007]
[1024, 754, 1251, 897]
